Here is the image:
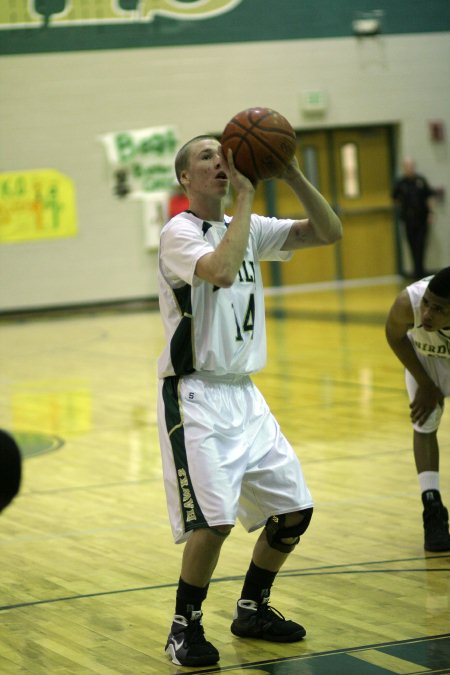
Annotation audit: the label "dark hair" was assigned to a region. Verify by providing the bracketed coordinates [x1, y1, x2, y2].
[428, 266, 450, 301]
[174, 135, 218, 186]
[0, 430, 21, 512]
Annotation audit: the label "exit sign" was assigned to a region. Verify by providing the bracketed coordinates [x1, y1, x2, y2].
[301, 90, 328, 114]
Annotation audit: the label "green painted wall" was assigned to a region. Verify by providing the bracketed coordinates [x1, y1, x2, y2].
[1, 0, 449, 55]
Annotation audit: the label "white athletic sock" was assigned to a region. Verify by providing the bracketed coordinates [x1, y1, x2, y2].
[418, 471, 440, 493]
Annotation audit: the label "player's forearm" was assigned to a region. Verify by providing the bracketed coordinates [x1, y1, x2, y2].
[217, 191, 253, 283]
[386, 332, 434, 387]
[284, 170, 342, 243]
[196, 190, 253, 287]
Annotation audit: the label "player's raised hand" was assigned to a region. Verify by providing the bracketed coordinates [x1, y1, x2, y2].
[222, 147, 255, 194]
[278, 153, 301, 181]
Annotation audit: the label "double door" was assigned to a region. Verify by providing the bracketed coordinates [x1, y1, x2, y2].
[251, 125, 396, 286]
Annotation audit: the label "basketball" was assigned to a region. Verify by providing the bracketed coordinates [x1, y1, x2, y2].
[221, 107, 296, 183]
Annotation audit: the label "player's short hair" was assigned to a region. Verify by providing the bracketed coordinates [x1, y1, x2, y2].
[428, 267, 450, 301]
[174, 135, 218, 186]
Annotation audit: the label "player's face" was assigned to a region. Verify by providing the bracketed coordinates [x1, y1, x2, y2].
[420, 290, 450, 331]
[184, 139, 229, 197]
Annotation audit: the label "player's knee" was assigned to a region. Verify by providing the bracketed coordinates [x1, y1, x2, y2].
[208, 524, 233, 539]
[265, 508, 313, 553]
[412, 412, 441, 434]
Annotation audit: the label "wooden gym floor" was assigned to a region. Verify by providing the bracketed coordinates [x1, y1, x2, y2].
[0, 280, 449, 674]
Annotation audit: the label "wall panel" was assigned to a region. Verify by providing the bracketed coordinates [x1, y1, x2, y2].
[1, 33, 449, 310]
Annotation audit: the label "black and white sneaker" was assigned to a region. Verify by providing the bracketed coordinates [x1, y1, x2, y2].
[231, 598, 306, 643]
[423, 502, 450, 552]
[165, 610, 219, 667]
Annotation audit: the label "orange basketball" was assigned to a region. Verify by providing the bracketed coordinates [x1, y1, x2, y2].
[221, 107, 296, 183]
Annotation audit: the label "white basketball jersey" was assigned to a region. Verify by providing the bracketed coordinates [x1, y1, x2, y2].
[157, 210, 293, 378]
[407, 276, 450, 360]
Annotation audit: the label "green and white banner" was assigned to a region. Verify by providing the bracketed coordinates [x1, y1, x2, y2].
[99, 125, 179, 196]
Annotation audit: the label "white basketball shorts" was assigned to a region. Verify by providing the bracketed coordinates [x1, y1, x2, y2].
[157, 372, 313, 544]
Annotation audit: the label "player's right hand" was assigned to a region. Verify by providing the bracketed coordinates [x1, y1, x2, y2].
[222, 147, 255, 195]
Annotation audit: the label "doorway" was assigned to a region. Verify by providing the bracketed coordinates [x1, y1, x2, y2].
[251, 125, 397, 287]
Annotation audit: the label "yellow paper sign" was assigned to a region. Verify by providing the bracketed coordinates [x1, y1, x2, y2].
[0, 169, 78, 243]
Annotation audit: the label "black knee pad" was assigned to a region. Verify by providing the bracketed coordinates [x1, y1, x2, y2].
[265, 508, 313, 553]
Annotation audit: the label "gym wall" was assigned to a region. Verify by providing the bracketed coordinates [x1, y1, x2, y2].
[1, 1, 449, 311]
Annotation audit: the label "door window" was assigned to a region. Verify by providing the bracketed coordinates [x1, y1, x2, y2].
[340, 142, 360, 198]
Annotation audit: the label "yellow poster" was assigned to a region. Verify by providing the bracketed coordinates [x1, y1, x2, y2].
[0, 169, 78, 243]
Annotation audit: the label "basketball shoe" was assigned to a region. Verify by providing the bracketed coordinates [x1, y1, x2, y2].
[423, 500, 450, 552]
[165, 610, 219, 667]
[230, 597, 306, 642]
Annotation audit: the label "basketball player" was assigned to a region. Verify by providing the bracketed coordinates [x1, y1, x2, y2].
[157, 134, 342, 667]
[385, 267, 450, 552]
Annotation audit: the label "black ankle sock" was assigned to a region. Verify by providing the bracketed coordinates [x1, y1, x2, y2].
[422, 489, 442, 507]
[175, 577, 209, 616]
[241, 561, 277, 604]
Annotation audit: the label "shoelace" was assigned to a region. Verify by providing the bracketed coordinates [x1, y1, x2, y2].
[185, 618, 208, 645]
[257, 602, 286, 623]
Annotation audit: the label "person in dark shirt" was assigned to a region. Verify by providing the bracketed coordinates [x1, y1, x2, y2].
[392, 158, 435, 280]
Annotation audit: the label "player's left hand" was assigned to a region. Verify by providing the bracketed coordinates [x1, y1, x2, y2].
[410, 382, 444, 426]
[278, 154, 301, 181]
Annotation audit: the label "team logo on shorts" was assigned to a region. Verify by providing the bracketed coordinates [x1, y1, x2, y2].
[177, 468, 197, 523]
